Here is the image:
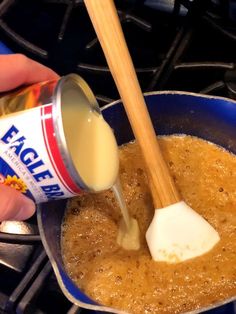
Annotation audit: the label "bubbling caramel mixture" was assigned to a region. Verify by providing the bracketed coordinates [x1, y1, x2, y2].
[61, 135, 236, 314]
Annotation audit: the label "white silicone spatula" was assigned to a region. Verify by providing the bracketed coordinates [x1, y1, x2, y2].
[84, 0, 220, 263]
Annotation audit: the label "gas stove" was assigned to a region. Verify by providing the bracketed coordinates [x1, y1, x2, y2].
[0, 0, 236, 313]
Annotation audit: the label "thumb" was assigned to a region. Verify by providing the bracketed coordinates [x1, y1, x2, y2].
[0, 184, 35, 221]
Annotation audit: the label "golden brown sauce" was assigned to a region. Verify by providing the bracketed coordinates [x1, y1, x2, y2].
[61, 135, 236, 314]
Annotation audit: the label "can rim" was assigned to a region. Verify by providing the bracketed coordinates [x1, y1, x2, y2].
[52, 74, 101, 192]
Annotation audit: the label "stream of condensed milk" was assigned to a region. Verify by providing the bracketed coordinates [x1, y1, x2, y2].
[61, 89, 140, 250]
[112, 178, 130, 228]
[113, 179, 140, 250]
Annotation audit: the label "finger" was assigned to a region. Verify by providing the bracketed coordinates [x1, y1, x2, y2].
[0, 54, 59, 92]
[0, 184, 35, 221]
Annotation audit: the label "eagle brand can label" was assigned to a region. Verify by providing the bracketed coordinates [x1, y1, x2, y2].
[0, 76, 88, 203]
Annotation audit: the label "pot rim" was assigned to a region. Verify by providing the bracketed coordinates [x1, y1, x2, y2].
[102, 90, 236, 111]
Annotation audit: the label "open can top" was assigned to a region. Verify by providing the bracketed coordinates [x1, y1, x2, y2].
[52, 74, 101, 192]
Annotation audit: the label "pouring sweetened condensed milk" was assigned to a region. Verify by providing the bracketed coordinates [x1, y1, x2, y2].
[112, 178, 140, 250]
[61, 86, 140, 250]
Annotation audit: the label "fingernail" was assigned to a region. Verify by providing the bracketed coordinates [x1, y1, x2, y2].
[13, 196, 36, 220]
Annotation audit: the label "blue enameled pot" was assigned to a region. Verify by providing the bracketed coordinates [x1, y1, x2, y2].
[37, 91, 236, 314]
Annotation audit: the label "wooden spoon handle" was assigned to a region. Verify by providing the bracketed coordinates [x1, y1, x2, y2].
[84, 0, 181, 207]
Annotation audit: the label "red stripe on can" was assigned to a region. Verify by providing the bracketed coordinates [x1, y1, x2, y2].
[41, 105, 82, 195]
[41, 106, 75, 195]
[40, 105, 76, 195]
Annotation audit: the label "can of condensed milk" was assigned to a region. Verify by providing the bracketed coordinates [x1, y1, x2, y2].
[0, 74, 118, 203]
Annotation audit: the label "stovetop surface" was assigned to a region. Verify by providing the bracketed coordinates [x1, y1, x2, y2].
[0, 0, 236, 313]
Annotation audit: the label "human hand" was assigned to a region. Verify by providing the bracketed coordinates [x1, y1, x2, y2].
[0, 54, 59, 91]
[0, 54, 59, 221]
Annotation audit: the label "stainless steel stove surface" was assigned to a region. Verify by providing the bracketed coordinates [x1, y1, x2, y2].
[0, 0, 236, 313]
